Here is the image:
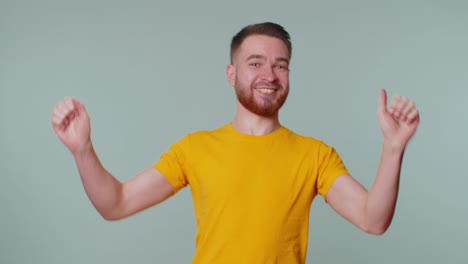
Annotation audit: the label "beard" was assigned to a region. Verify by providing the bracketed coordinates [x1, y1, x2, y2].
[234, 79, 289, 117]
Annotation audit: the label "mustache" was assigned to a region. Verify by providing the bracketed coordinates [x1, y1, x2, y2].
[254, 81, 281, 89]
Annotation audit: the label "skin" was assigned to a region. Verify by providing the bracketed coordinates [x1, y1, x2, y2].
[51, 34, 419, 235]
[326, 90, 419, 234]
[51, 99, 173, 220]
[227, 35, 291, 135]
[230, 35, 290, 118]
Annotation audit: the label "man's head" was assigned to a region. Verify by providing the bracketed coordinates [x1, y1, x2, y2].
[230, 22, 292, 63]
[227, 22, 291, 117]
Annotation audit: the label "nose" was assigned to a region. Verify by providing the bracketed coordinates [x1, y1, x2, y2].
[261, 66, 278, 83]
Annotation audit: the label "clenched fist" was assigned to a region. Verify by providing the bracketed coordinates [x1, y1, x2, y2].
[51, 98, 91, 155]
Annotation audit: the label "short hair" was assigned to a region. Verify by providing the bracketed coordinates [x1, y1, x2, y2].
[230, 22, 292, 63]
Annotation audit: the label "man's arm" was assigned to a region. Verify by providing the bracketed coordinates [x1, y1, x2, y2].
[325, 89, 419, 235]
[51, 98, 173, 221]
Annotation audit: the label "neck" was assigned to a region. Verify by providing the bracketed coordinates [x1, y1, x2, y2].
[231, 102, 281, 136]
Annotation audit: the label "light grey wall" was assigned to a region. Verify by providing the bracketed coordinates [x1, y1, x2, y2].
[1, 0, 467, 263]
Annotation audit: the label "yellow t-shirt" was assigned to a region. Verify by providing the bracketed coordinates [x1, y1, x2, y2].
[154, 124, 349, 264]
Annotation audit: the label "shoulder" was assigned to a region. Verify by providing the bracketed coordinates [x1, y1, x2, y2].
[173, 124, 230, 147]
[282, 127, 328, 147]
[186, 123, 229, 139]
[281, 127, 342, 160]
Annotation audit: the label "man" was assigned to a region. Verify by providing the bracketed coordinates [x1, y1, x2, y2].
[51, 22, 419, 263]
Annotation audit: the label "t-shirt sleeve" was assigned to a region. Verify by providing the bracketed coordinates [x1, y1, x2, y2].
[153, 135, 190, 194]
[317, 142, 349, 198]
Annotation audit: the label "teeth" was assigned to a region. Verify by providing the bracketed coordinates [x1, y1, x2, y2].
[257, 88, 275, 94]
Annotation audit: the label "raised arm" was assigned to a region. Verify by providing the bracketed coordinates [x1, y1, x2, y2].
[51, 98, 174, 220]
[325, 89, 419, 235]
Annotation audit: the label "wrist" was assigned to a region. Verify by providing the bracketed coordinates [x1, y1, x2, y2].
[382, 139, 406, 156]
[72, 140, 94, 158]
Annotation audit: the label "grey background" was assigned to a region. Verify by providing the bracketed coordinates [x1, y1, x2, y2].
[1, 0, 467, 263]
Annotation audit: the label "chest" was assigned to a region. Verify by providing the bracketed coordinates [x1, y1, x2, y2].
[187, 142, 318, 212]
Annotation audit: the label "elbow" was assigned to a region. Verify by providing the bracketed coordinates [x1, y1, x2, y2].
[362, 223, 390, 236]
[360, 212, 393, 235]
[98, 208, 125, 221]
[365, 227, 387, 236]
[101, 214, 121, 221]
[94, 195, 126, 221]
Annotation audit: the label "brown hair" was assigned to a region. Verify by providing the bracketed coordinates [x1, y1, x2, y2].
[230, 22, 292, 63]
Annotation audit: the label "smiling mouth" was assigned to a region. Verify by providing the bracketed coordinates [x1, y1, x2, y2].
[255, 88, 277, 94]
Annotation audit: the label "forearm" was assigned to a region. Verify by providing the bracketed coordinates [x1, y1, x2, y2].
[73, 142, 123, 220]
[327, 90, 418, 235]
[364, 141, 404, 234]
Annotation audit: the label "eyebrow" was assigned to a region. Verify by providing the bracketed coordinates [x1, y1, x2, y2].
[245, 54, 289, 64]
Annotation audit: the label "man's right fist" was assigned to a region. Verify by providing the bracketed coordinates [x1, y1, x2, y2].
[51, 98, 91, 154]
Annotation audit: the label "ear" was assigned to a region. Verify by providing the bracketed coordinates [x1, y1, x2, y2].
[226, 64, 236, 87]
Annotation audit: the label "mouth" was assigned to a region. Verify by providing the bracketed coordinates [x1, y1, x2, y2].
[255, 88, 278, 94]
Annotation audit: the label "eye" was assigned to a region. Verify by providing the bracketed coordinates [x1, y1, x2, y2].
[250, 62, 260, 67]
[275, 65, 289, 71]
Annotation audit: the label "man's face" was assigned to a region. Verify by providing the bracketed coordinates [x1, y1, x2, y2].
[227, 35, 290, 117]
